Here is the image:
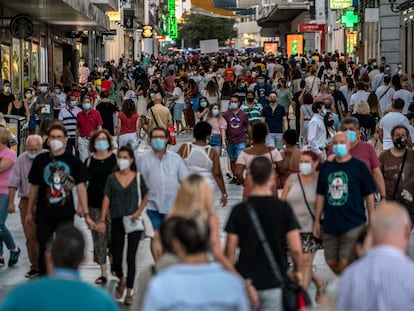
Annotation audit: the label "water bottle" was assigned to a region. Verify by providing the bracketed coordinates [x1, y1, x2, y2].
[299, 135, 304, 150]
[220, 147, 227, 158]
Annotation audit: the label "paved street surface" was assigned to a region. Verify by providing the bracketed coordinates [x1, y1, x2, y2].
[2, 130, 411, 309]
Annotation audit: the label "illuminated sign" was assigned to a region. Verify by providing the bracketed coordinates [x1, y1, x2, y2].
[168, 0, 178, 39]
[330, 0, 352, 9]
[346, 32, 357, 54]
[286, 34, 303, 57]
[142, 25, 153, 38]
[341, 10, 358, 28]
[264, 42, 278, 55]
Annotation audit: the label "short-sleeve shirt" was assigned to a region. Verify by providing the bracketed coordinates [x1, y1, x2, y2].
[207, 117, 227, 135]
[261, 104, 286, 133]
[104, 173, 148, 219]
[0, 147, 16, 194]
[28, 152, 89, 220]
[225, 196, 300, 290]
[36, 94, 55, 120]
[76, 109, 103, 137]
[254, 84, 272, 106]
[58, 106, 82, 138]
[317, 157, 376, 234]
[240, 103, 263, 125]
[96, 101, 118, 135]
[119, 111, 139, 135]
[222, 109, 249, 144]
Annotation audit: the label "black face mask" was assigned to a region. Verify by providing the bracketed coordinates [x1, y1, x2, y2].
[327, 120, 334, 127]
[246, 97, 254, 102]
[393, 137, 407, 149]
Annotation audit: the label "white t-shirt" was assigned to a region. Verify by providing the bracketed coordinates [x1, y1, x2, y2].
[173, 87, 185, 103]
[376, 85, 395, 113]
[350, 90, 370, 113]
[379, 111, 412, 150]
[393, 89, 413, 114]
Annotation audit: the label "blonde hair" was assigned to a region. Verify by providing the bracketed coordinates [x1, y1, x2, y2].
[0, 126, 11, 145]
[355, 100, 370, 115]
[170, 174, 214, 218]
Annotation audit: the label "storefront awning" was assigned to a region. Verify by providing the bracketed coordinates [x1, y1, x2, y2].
[191, 0, 243, 18]
[257, 2, 309, 28]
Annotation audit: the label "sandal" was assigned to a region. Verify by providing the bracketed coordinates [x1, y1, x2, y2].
[95, 276, 107, 285]
[315, 280, 328, 304]
[115, 281, 126, 299]
[124, 295, 133, 305]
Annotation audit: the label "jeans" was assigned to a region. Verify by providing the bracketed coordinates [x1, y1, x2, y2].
[256, 288, 283, 311]
[111, 217, 142, 288]
[227, 142, 247, 161]
[265, 133, 283, 150]
[0, 194, 16, 255]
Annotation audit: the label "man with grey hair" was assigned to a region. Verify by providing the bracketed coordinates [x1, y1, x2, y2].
[8, 135, 46, 278]
[338, 202, 414, 311]
[328, 117, 386, 203]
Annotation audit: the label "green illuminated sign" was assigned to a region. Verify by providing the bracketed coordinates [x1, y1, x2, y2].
[168, 0, 178, 39]
[292, 40, 298, 55]
[341, 10, 358, 28]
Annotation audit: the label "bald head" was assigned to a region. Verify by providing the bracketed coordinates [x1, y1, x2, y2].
[371, 202, 412, 250]
[332, 131, 349, 145]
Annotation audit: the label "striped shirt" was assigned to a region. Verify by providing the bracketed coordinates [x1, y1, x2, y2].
[240, 102, 263, 125]
[58, 106, 82, 138]
[338, 246, 414, 311]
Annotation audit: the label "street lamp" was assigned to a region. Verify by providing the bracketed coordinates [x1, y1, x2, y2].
[389, 0, 414, 13]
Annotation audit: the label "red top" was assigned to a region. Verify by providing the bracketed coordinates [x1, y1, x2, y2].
[101, 80, 112, 92]
[119, 111, 139, 135]
[76, 109, 103, 137]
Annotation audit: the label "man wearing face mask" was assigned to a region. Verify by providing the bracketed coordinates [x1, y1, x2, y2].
[8, 135, 46, 278]
[254, 75, 272, 106]
[306, 102, 327, 159]
[58, 94, 82, 156]
[26, 124, 95, 275]
[327, 117, 386, 203]
[240, 91, 263, 126]
[75, 97, 103, 161]
[379, 125, 414, 222]
[137, 127, 188, 261]
[35, 83, 57, 136]
[261, 91, 288, 150]
[313, 132, 376, 275]
[0, 81, 15, 114]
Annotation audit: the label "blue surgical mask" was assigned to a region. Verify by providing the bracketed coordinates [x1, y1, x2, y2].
[28, 152, 39, 160]
[346, 130, 357, 143]
[82, 103, 91, 110]
[4, 86, 11, 93]
[95, 140, 109, 152]
[230, 102, 238, 110]
[151, 138, 165, 151]
[212, 109, 219, 117]
[40, 86, 48, 93]
[333, 144, 348, 157]
[200, 101, 207, 108]
[70, 101, 77, 107]
[321, 110, 327, 117]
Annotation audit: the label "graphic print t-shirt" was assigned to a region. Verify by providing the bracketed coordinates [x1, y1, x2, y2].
[223, 110, 249, 144]
[29, 152, 89, 220]
[317, 157, 375, 234]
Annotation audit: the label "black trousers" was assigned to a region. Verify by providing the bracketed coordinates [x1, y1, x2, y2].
[36, 216, 74, 275]
[111, 217, 142, 288]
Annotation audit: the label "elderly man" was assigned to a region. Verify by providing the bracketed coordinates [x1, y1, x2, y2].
[8, 135, 46, 278]
[313, 132, 376, 275]
[146, 92, 172, 132]
[338, 202, 414, 311]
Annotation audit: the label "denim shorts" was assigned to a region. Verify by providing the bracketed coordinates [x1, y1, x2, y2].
[227, 142, 246, 161]
[147, 210, 167, 231]
[208, 134, 222, 148]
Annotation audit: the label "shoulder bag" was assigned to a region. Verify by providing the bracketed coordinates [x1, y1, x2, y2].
[246, 202, 311, 311]
[391, 150, 408, 200]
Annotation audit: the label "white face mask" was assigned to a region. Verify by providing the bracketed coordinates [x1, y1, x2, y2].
[50, 139, 64, 152]
[299, 162, 314, 176]
[117, 158, 131, 171]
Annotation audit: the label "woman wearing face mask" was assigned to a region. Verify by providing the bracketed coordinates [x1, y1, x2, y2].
[196, 96, 210, 121]
[281, 150, 326, 300]
[97, 145, 149, 305]
[324, 111, 336, 149]
[8, 90, 29, 123]
[85, 129, 117, 286]
[201, 80, 220, 106]
[206, 104, 227, 155]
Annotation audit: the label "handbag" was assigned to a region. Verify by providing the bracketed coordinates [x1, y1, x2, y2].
[246, 202, 311, 311]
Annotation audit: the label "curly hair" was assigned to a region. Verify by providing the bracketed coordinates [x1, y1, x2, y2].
[355, 100, 370, 115]
[121, 99, 137, 118]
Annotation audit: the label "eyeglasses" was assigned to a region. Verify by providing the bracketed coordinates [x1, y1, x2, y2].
[49, 135, 65, 140]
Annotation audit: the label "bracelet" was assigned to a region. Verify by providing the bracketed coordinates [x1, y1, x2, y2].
[222, 193, 228, 197]
[83, 212, 90, 217]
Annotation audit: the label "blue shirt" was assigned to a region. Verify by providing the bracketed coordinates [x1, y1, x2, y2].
[317, 157, 375, 234]
[254, 83, 272, 106]
[137, 149, 188, 214]
[0, 275, 118, 311]
[338, 246, 414, 311]
[261, 104, 286, 133]
[142, 262, 250, 311]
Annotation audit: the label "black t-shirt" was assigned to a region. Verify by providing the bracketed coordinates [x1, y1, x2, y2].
[225, 196, 300, 290]
[96, 101, 118, 135]
[29, 152, 89, 220]
[86, 154, 117, 208]
[0, 93, 15, 114]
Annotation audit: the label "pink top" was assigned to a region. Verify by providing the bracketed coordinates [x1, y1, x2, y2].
[236, 148, 283, 170]
[0, 147, 16, 194]
[207, 117, 227, 135]
[119, 111, 139, 135]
